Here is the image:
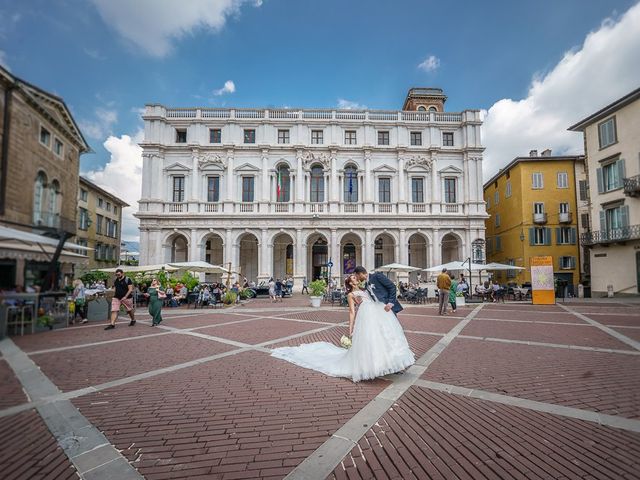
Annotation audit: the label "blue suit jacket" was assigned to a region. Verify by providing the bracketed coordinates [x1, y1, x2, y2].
[366, 272, 404, 314]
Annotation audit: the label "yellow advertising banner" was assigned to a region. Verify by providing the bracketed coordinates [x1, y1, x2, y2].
[530, 256, 555, 305]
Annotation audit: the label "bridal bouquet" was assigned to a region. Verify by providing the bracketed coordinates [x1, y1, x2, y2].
[340, 335, 352, 349]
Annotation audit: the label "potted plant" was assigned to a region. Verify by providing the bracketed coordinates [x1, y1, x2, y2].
[455, 291, 466, 307]
[37, 315, 54, 330]
[308, 279, 326, 308]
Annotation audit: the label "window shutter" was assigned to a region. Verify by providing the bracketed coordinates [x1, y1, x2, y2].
[529, 227, 535, 246]
[570, 228, 577, 245]
[596, 168, 604, 193]
[570, 256, 576, 269]
[620, 205, 629, 228]
[544, 227, 552, 246]
[617, 159, 626, 188]
[555, 227, 561, 244]
[599, 211, 606, 232]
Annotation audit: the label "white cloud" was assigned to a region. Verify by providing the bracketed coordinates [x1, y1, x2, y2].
[0, 50, 9, 70]
[79, 107, 118, 141]
[83, 130, 144, 241]
[90, 0, 260, 57]
[83, 47, 106, 60]
[337, 98, 367, 110]
[417, 55, 440, 72]
[482, 3, 640, 179]
[213, 80, 235, 96]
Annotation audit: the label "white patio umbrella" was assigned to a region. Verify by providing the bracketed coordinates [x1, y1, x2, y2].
[424, 261, 487, 272]
[95, 264, 179, 273]
[483, 262, 525, 271]
[168, 261, 230, 274]
[0, 224, 91, 251]
[376, 262, 423, 273]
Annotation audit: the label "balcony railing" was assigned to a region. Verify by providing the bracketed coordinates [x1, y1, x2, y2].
[202, 203, 220, 213]
[558, 212, 572, 223]
[273, 203, 290, 213]
[342, 203, 359, 213]
[239, 202, 255, 213]
[309, 203, 327, 213]
[581, 224, 640, 245]
[410, 203, 427, 213]
[533, 212, 548, 224]
[375, 203, 394, 214]
[164, 202, 186, 213]
[443, 203, 463, 213]
[160, 107, 464, 123]
[623, 175, 640, 197]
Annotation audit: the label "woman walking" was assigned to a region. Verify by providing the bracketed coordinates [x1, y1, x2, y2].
[72, 279, 88, 324]
[147, 279, 166, 326]
[268, 277, 276, 303]
[449, 274, 458, 313]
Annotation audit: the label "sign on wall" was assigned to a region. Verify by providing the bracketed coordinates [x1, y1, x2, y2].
[530, 256, 555, 305]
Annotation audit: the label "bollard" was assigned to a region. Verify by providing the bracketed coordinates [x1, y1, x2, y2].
[578, 284, 584, 299]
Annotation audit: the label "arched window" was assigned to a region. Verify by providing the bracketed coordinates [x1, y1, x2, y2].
[417, 106, 426, 111]
[33, 172, 47, 225]
[343, 165, 358, 203]
[429, 106, 437, 113]
[310, 165, 324, 203]
[47, 180, 61, 227]
[276, 164, 290, 202]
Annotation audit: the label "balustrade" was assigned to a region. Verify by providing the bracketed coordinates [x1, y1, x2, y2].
[410, 203, 427, 213]
[342, 203, 359, 213]
[444, 203, 461, 213]
[202, 203, 220, 213]
[164, 202, 186, 213]
[274, 203, 290, 213]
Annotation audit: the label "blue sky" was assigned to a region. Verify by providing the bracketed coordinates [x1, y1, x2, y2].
[1, 0, 639, 240]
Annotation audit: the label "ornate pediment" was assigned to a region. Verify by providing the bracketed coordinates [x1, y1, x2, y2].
[196, 152, 226, 169]
[164, 162, 191, 172]
[405, 155, 433, 171]
[372, 164, 397, 174]
[234, 162, 261, 173]
[438, 165, 463, 175]
[300, 150, 330, 170]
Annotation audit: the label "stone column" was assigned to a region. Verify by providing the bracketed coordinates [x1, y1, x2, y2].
[155, 230, 164, 264]
[224, 228, 234, 268]
[330, 151, 338, 212]
[398, 228, 408, 284]
[261, 149, 270, 203]
[432, 229, 441, 267]
[190, 150, 200, 205]
[365, 229, 374, 270]
[224, 150, 234, 211]
[397, 155, 406, 214]
[330, 228, 340, 281]
[296, 151, 305, 213]
[190, 228, 198, 262]
[259, 228, 270, 283]
[139, 229, 149, 265]
[431, 165, 440, 214]
[364, 151, 373, 213]
[294, 228, 305, 289]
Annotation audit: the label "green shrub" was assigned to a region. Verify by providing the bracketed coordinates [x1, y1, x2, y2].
[309, 279, 327, 297]
[80, 271, 109, 285]
[222, 292, 237, 305]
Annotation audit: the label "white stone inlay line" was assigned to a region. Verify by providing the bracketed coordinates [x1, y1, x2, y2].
[0, 338, 143, 479]
[559, 303, 640, 351]
[284, 304, 485, 480]
[414, 379, 640, 434]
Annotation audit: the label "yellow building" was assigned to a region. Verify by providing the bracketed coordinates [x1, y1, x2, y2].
[483, 150, 585, 293]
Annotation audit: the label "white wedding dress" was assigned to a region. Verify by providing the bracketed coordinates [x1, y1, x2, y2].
[271, 289, 415, 382]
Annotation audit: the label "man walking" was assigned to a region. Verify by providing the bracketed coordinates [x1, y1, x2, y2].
[105, 268, 135, 330]
[301, 277, 309, 295]
[437, 268, 452, 315]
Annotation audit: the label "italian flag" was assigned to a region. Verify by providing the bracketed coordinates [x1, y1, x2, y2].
[276, 170, 282, 200]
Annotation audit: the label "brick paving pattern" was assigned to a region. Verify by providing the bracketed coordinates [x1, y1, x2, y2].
[422, 337, 640, 418]
[32, 333, 236, 391]
[331, 387, 640, 480]
[0, 359, 28, 409]
[0, 299, 639, 479]
[0, 410, 79, 479]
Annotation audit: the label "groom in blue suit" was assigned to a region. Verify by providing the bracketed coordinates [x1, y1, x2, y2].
[354, 266, 404, 315]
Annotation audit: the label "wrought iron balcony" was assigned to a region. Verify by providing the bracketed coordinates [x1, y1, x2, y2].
[558, 212, 572, 223]
[581, 224, 640, 245]
[623, 175, 640, 197]
[533, 212, 547, 224]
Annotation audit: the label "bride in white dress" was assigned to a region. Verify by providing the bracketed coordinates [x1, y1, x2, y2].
[271, 274, 415, 382]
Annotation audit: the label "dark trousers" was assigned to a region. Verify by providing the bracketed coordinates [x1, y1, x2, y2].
[302, 286, 309, 294]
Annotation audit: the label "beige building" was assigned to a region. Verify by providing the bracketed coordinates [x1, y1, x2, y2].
[0, 65, 89, 288]
[75, 176, 128, 275]
[569, 87, 640, 296]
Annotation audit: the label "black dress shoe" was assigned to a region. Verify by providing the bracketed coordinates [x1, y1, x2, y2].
[104, 324, 115, 330]
[129, 320, 136, 326]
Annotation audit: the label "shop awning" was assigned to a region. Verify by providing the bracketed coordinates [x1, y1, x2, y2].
[0, 224, 92, 251]
[0, 241, 88, 264]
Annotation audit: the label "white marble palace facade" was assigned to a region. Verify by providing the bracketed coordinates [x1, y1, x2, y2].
[136, 88, 487, 285]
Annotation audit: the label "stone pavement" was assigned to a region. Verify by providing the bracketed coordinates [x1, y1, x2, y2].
[1, 296, 639, 479]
